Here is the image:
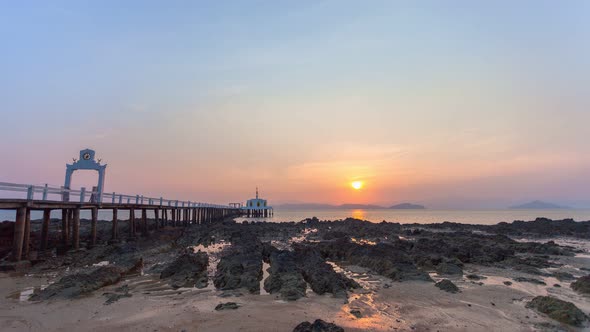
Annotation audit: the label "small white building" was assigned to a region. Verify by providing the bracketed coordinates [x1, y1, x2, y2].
[243, 188, 273, 217]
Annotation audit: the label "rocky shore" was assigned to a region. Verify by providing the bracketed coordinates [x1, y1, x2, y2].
[1, 217, 589, 331]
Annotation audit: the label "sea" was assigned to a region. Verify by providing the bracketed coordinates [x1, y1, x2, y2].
[2, 208, 590, 225]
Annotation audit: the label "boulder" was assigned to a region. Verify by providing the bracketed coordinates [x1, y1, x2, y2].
[160, 251, 209, 289]
[264, 250, 307, 301]
[571, 275, 590, 295]
[214, 232, 263, 293]
[215, 302, 239, 311]
[435, 279, 459, 293]
[31, 265, 127, 300]
[526, 296, 588, 327]
[435, 262, 463, 276]
[513, 277, 546, 285]
[294, 245, 360, 298]
[293, 319, 344, 332]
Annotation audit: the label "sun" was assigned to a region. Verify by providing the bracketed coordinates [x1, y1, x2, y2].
[351, 181, 363, 190]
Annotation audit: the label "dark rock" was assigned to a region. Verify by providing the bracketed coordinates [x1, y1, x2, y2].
[513, 277, 546, 285]
[435, 279, 459, 293]
[435, 262, 463, 276]
[571, 275, 590, 295]
[31, 265, 128, 300]
[552, 272, 575, 281]
[294, 245, 360, 298]
[554, 284, 561, 288]
[313, 238, 432, 282]
[215, 302, 239, 311]
[160, 251, 208, 289]
[466, 274, 486, 280]
[526, 296, 588, 327]
[350, 309, 362, 318]
[264, 250, 307, 301]
[103, 291, 132, 305]
[293, 319, 344, 332]
[503, 281, 513, 286]
[214, 232, 263, 293]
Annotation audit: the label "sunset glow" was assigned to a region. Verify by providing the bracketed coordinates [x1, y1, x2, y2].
[0, 2, 589, 209]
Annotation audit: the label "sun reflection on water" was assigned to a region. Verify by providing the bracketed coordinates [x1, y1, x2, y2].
[351, 209, 365, 220]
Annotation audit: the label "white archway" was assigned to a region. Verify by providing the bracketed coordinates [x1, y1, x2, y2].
[64, 149, 107, 202]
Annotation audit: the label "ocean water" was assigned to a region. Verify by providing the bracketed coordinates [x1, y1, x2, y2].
[237, 208, 590, 225]
[1, 208, 590, 225]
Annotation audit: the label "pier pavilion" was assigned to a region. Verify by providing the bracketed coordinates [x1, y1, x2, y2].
[243, 188, 273, 217]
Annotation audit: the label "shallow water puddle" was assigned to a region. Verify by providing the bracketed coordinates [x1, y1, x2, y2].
[260, 262, 270, 295]
[350, 238, 377, 246]
[92, 261, 110, 266]
[7, 286, 42, 301]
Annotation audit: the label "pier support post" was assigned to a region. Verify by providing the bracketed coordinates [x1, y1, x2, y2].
[172, 209, 176, 226]
[11, 207, 27, 261]
[68, 209, 74, 245]
[111, 208, 119, 242]
[163, 209, 168, 227]
[154, 209, 160, 230]
[61, 209, 69, 246]
[72, 207, 80, 250]
[90, 207, 98, 247]
[142, 209, 147, 236]
[129, 209, 136, 238]
[22, 208, 31, 259]
[40, 209, 51, 252]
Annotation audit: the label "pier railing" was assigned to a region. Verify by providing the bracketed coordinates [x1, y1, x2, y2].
[0, 182, 229, 208]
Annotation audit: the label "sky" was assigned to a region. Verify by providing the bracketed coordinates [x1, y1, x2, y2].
[1, 1, 589, 208]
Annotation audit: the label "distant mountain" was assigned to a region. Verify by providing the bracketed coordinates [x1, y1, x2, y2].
[509, 200, 568, 209]
[390, 203, 426, 209]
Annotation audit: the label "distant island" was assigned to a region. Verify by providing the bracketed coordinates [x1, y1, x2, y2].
[509, 200, 569, 209]
[390, 203, 426, 209]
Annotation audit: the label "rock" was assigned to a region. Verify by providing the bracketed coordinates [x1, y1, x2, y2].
[435, 279, 459, 293]
[214, 232, 263, 294]
[31, 265, 127, 300]
[552, 272, 575, 281]
[554, 284, 561, 288]
[215, 302, 239, 311]
[160, 251, 208, 289]
[435, 262, 463, 276]
[293, 319, 345, 332]
[264, 250, 307, 301]
[466, 274, 486, 280]
[571, 275, 590, 295]
[103, 291, 132, 305]
[350, 309, 362, 318]
[526, 296, 588, 327]
[313, 238, 432, 282]
[513, 277, 546, 285]
[293, 245, 360, 298]
[503, 281, 513, 286]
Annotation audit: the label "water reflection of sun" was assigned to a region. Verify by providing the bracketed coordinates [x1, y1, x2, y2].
[352, 209, 365, 220]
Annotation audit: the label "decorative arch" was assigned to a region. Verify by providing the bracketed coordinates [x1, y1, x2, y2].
[64, 149, 107, 202]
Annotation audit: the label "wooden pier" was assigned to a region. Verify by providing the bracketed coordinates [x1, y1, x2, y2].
[0, 182, 242, 263]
